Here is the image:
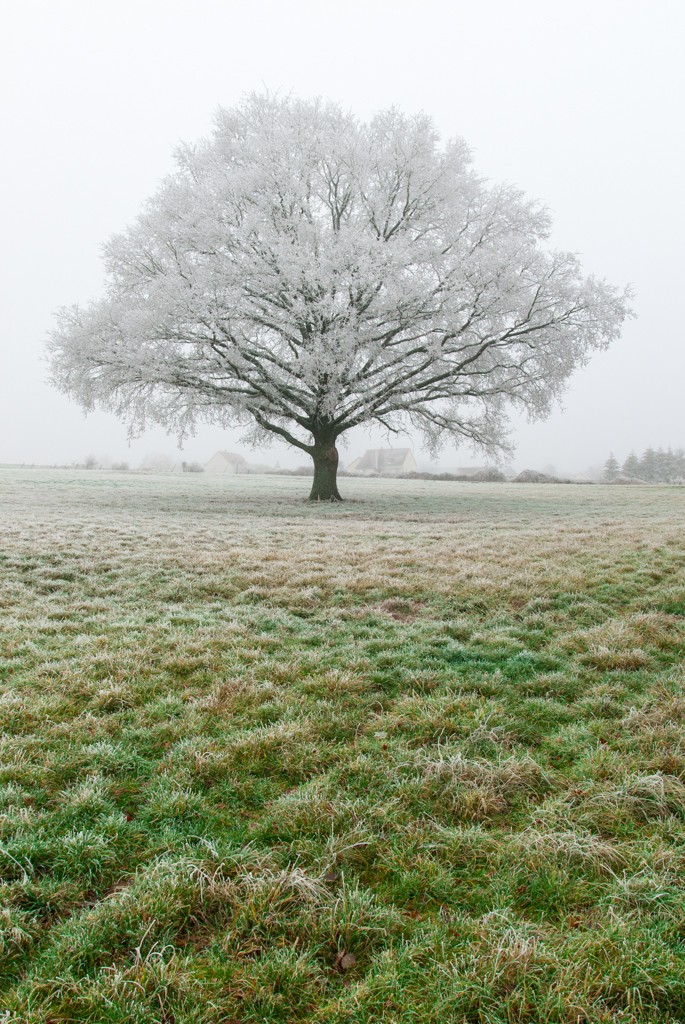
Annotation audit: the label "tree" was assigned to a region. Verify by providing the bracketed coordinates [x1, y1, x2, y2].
[640, 447, 657, 483]
[622, 452, 641, 478]
[49, 94, 632, 501]
[654, 447, 672, 483]
[603, 452, 619, 481]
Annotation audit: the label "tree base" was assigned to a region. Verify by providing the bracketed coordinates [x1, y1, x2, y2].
[308, 490, 344, 502]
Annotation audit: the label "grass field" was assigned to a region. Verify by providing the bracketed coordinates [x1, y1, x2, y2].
[2, 468, 685, 1023]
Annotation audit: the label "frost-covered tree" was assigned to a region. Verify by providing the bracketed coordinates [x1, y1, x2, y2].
[49, 94, 632, 500]
[674, 449, 685, 481]
[603, 452, 619, 481]
[640, 447, 657, 483]
[654, 447, 669, 483]
[622, 452, 641, 478]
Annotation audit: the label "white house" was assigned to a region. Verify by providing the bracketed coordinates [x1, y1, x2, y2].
[205, 451, 249, 475]
[347, 448, 417, 475]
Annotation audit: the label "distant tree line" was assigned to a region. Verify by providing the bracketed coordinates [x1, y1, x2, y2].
[604, 448, 685, 483]
[76, 455, 205, 473]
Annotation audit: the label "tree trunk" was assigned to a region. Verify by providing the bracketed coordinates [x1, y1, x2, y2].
[309, 441, 342, 501]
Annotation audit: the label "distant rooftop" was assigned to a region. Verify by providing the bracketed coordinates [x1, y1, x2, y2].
[352, 448, 415, 471]
[214, 451, 247, 464]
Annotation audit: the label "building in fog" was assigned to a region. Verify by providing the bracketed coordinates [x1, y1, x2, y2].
[347, 448, 417, 475]
[205, 451, 249, 475]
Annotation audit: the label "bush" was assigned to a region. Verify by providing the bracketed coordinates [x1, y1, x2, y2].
[399, 470, 507, 482]
[470, 467, 507, 482]
[513, 469, 558, 483]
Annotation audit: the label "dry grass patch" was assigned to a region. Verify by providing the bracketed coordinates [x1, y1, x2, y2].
[588, 772, 685, 822]
[422, 750, 554, 820]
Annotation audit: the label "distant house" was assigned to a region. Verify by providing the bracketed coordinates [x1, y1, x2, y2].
[347, 448, 417, 475]
[205, 451, 249, 475]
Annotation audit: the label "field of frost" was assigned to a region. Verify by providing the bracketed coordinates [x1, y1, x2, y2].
[2, 467, 685, 1023]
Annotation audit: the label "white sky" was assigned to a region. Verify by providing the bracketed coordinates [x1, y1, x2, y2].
[2, 0, 683, 474]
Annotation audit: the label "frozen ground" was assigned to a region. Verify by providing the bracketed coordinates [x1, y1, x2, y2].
[1, 469, 685, 1022]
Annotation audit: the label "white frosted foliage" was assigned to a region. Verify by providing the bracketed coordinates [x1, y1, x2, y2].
[49, 93, 632, 464]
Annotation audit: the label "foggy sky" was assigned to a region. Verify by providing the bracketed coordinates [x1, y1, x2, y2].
[2, 0, 683, 475]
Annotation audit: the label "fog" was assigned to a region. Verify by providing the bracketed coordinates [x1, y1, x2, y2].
[2, 0, 683, 476]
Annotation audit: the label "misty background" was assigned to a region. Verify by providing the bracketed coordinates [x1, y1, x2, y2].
[2, 0, 683, 476]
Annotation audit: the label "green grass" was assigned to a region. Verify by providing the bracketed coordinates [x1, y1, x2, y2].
[1, 468, 685, 1022]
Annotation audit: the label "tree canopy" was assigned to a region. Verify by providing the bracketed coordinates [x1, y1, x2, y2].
[49, 94, 632, 499]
